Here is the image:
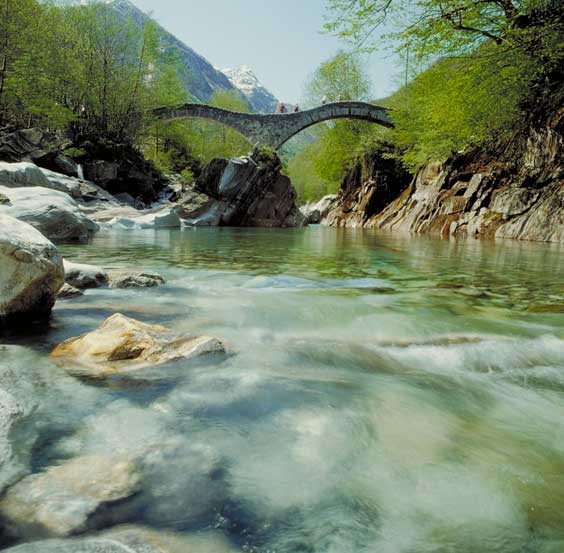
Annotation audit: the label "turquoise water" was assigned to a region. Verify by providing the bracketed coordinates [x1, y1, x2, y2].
[3, 227, 564, 552]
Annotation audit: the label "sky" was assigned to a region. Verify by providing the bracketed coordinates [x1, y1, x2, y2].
[130, 0, 400, 103]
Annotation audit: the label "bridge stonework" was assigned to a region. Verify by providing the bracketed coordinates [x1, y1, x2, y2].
[153, 102, 393, 150]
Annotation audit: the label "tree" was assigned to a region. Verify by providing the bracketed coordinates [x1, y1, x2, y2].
[0, 0, 39, 124]
[290, 51, 378, 197]
[325, 0, 564, 73]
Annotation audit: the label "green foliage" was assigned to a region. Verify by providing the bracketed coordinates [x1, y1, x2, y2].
[288, 50, 385, 202]
[388, 46, 536, 169]
[0, 0, 188, 145]
[323, 0, 564, 170]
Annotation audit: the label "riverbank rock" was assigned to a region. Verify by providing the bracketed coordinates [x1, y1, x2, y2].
[0, 186, 99, 243]
[300, 194, 338, 225]
[63, 261, 109, 289]
[325, 107, 564, 243]
[323, 146, 412, 228]
[0, 215, 64, 322]
[108, 272, 165, 289]
[0, 162, 52, 188]
[51, 313, 225, 376]
[182, 150, 303, 227]
[0, 455, 141, 538]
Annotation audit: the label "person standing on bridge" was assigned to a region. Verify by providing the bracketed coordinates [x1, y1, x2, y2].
[277, 103, 287, 114]
[321, 95, 328, 105]
[293, 104, 300, 113]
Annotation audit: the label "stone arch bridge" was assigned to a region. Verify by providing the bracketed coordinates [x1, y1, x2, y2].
[152, 101, 393, 150]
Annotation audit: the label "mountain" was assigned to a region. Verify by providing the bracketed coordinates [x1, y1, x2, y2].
[108, 0, 236, 102]
[221, 66, 279, 114]
[107, 1, 280, 114]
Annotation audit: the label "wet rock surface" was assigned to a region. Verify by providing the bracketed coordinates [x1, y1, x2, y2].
[0, 215, 64, 321]
[57, 283, 85, 299]
[51, 313, 225, 376]
[64, 261, 109, 289]
[108, 272, 165, 289]
[0, 455, 141, 538]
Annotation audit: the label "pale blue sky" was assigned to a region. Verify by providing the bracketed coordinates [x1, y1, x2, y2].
[131, 0, 399, 103]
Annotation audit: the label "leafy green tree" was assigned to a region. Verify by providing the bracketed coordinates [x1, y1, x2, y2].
[0, 0, 39, 123]
[288, 50, 379, 200]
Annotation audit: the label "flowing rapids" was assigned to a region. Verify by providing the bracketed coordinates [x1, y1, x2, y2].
[3, 227, 564, 552]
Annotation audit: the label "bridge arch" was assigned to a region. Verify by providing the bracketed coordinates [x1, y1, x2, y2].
[152, 101, 393, 150]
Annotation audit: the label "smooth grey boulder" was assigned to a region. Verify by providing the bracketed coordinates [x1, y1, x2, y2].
[0, 185, 99, 243]
[63, 260, 109, 289]
[0, 214, 64, 321]
[0, 161, 51, 188]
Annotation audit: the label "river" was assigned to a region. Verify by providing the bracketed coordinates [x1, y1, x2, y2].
[3, 227, 564, 552]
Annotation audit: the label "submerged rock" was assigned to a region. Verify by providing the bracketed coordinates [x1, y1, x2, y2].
[1, 527, 239, 553]
[0, 185, 99, 243]
[0, 389, 26, 495]
[51, 313, 225, 376]
[109, 272, 165, 289]
[0, 455, 141, 538]
[0, 214, 64, 322]
[63, 260, 109, 289]
[57, 283, 84, 299]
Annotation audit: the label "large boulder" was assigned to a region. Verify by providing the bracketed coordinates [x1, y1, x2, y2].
[0, 455, 141, 538]
[0, 186, 99, 243]
[51, 313, 225, 376]
[0, 214, 64, 321]
[0, 128, 63, 164]
[188, 151, 304, 227]
[0, 161, 52, 188]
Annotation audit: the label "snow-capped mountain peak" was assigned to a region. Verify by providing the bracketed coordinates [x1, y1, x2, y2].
[221, 65, 279, 114]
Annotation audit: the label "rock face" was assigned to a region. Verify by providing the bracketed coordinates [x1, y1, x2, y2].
[0, 186, 99, 243]
[51, 313, 225, 376]
[324, 148, 412, 228]
[63, 261, 109, 289]
[0, 215, 64, 321]
[0, 455, 141, 538]
[187, 151, 303, 227]
[325, 108, 564, 243]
